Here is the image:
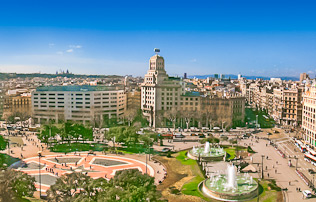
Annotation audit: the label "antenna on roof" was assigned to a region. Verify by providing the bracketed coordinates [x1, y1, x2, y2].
[154, 48, 160, 55]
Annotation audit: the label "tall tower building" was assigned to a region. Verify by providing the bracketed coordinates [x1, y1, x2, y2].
[141, 49, 184, 127]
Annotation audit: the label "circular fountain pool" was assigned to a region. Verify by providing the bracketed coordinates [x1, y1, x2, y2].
[187, 142, 225, 161]
[200, 164, 258, 201]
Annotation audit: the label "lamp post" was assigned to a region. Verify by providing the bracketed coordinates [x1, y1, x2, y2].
[261, 155, 265, 179]
[256, 115, 258, 130]
[295, 156, 298, 170]
[145, 147, 148, 175]
[38, 151, 42, 198]
[257, 179, 261, 202]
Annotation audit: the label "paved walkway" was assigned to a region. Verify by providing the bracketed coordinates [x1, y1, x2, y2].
[240, 137, 309, 202]
[18, 153, 155, 192]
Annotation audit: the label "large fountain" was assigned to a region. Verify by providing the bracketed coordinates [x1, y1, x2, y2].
[200, 164, 258, 201]
[187, 142, 226, 161]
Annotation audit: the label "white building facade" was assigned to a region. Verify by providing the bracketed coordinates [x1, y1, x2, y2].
[32, 85, 126, 124]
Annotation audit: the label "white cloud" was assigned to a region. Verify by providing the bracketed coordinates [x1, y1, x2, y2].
[48, 43, 55, 48]
[189, 58, 197, 62]
[66, 49, 73, 53]
[69, 45, 82, 49]
[56, 51, 63, 55]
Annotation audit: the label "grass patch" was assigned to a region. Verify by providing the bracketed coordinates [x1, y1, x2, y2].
[0, 153, 20, 167]
[50, 143, 106, 153]
[247, 179, 282, 202]
[247, 146, 256, 153]
[225, 148, 236, 160]
[176, 151, 196, 165]
[176, 151, 209, 200]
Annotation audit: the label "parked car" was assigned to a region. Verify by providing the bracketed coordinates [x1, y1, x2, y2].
[161, 148, 171, 153]
[175, 134, 185, 138]
[198, 134, 205, 138]
[303, 190, 312, 198]
[191, 133, 197, 136]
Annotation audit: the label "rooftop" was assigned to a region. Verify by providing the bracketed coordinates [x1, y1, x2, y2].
[36, 85, 119, 92]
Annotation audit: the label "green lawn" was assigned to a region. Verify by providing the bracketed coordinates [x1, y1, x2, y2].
[50, 143, 106, 153]
[176, 151, 209, 200]
[0, 153, 20, 167]
[245, 108, 275, 128]
[247, 179, 282, 202]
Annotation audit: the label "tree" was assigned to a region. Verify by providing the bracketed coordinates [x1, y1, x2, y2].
[182, 111, 192, 130]
[107, 126, 140, 149]
[0, 169, 36, 201]
[229, 138, 238, 147]
[201, 136, 220, 146]
[108, 169, 163, 202]
[164, 108, 178, 130]
[47, 172, 93, 202]
[124, 108, 138, 126]
[46, 170, 163, 202]
[0, 135, 7, 151]
[38, 124, 59, 146]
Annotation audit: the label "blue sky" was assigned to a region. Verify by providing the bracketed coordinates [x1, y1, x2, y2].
[1, 0, 316, 77]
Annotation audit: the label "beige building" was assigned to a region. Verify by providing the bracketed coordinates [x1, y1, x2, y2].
[3, 90, 32, 120]
[141, 52, 245, 128]
[141, 53, 185, 127]
[127, 90, 141, 110]
[302, 85, 316, 146]
[32, 85, 126, 125]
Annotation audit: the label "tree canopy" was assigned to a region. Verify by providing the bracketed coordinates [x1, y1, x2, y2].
[47, 170, 163, 202]
[0, 169, 36, 201]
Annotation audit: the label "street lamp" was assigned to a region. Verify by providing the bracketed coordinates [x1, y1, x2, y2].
[257, 179, 261, 202]
[295, 156, 298, 170]
[38, 151, 42, 198]
[261, 155, 265, 179]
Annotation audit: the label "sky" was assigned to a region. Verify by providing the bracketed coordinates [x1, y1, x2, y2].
[1, 0, 316, 77]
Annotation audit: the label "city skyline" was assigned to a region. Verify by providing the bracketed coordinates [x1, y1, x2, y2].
[1, 1, 316, 77]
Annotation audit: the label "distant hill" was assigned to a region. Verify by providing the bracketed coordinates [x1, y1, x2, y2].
[188, 74, 299, 81]
[0, 72, 123, 80]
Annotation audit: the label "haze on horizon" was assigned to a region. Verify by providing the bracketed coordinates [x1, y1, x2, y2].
[1, 0, 316, 78]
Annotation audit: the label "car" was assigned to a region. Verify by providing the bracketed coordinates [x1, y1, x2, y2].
[191, 133, 197, 136]
[198, 134, 205, 138]
[267, 132, 272, 136]
[303, 190, 312, 198]
[161, 148, 171, 153]
[175, 134, 185, 138]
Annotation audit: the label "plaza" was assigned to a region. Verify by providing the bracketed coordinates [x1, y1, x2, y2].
[17, 154, 155, 192]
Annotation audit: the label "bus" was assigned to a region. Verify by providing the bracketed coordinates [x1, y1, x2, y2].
[307, 148, 316, 157]
[304, 153, 316, 166]
[295, 139, 307, 153]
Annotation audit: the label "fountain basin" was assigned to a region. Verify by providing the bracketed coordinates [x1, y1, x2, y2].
[187, 145, 225, 162]
[200, 175, 258, 201]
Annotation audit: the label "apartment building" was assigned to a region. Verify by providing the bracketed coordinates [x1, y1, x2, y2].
[3, 89, 32, 119]
[32, 85, 126, 124]
[302, 85, 316, 146]
[141, 52, 245, 128]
